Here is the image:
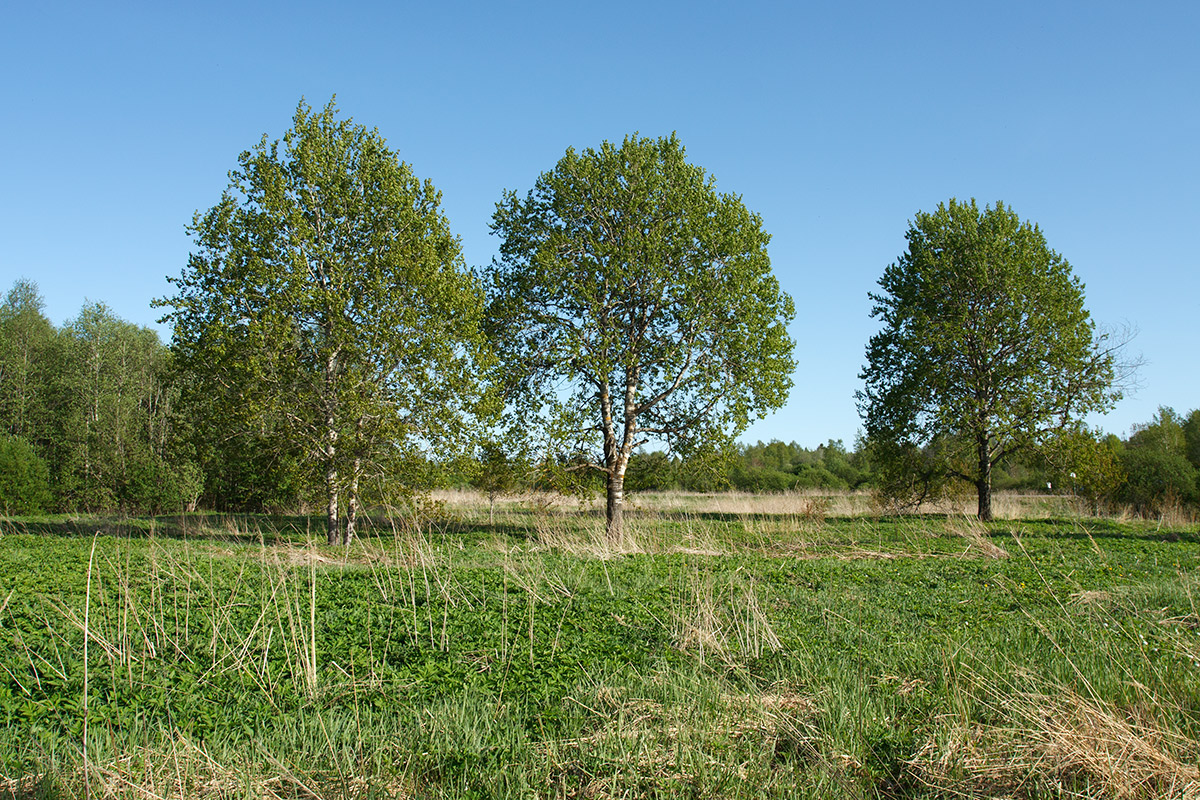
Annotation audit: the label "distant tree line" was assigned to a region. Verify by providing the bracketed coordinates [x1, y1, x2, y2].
[1106, 407, 1200, 515]
[1, 275, 1195, 518]
[0, 281, 200, 514]
[471, 425, 1200, 517]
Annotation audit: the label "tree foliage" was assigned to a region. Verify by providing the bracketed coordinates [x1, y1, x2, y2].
[0, 282, 199, 514]
[54, 303, 200, 512]
[1118, 407, 1200, 513]
[0, 435, 52, 514]
[160, 98, 489, 543]
[0, 280, 56, 450]
[487, 133, 795, 540]
[858, 199, 1122, 520]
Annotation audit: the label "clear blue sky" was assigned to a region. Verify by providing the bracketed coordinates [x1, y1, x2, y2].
[2, 1, 1196, 447]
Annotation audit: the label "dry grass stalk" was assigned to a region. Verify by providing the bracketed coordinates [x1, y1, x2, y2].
[0, 734, 416, 800]
[431, 487, 1088, 528]
[946, 516, 1009, 559]
[672, 573, 782, 666]
[912, 682, 1200, 799]
[1155, 497, 1199, 530]
[1070, 589, 1114, 607]
[542, 686, 817, 798]
[527, 514, 644, 559]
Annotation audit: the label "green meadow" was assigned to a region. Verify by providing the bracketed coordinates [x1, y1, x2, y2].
[2, 493, 1198, 799]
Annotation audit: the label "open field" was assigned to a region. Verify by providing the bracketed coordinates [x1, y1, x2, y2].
[432, 488, 1103, 521]
[2, 492, 1199, 799]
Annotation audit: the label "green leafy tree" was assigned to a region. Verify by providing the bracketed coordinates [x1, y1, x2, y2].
[1037, 429, 1124, 513]
[1183, 409, 1200, 470]
[488, 134, 795, 542]
[471, 441, 526, 524]
[1128, 406, 1187, 453]
[1120, 448, 1199, 513]
[1119, 407, 1200, 513]
[858, 199, 1124, 520]
[160, 98, 488, 544]
[0, 280, 57, 450]
[54, 303, 197, 513]
[625, 450, 678, 492]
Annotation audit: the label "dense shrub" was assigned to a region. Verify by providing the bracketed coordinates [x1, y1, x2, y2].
[791, 464, 849, 490]
[729, 464, 797, 492]
[0, 435, 52, 514]
[1118, 447, 1199, 514]
[625, 451, 677, 492]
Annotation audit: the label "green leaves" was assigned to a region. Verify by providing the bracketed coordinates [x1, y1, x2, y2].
[159, 98, 489, 539]
[487, 134, 795, 530]
[859, 199, 1122, 519]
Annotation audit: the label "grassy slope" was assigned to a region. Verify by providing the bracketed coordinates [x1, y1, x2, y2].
[1, 498, 1198, 799]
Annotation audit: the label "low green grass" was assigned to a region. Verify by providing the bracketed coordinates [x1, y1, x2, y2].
[1, 499, 1198, 798]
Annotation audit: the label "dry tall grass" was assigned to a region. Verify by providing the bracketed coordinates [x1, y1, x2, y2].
[944, 515, 1010, 559]
[912, 676, 1200, 799]
[430, 487, 1089, 522]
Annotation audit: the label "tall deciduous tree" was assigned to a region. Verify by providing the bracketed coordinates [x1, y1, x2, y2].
[0, 280, 56, 447]
[857, 199, 1124, 521]
[55, 303, 197, 512]
[487, 134, 795, 542]
[160, 98, 487, 544]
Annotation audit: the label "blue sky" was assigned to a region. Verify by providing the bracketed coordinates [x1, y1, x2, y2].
[2, 1, 1196, 447]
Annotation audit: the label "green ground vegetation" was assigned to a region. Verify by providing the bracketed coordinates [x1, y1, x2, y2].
[2, 495, 1198, 798]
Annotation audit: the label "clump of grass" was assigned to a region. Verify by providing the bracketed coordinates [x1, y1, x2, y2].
[672, 570, 782, 668]
[912, 674, 1200, 799]
[946, 515, 1009, 559]
[527, 513, 642, 558]
[538, 670, 820, 799]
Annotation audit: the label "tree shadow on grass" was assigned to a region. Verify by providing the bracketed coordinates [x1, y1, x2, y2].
[1006, 517, 1200, 544]
[1, 513, 320, 544]
[4, 509, 1192, 547]
[0, 511, 542, 547]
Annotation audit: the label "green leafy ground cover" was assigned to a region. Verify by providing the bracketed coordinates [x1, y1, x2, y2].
[1, 502, 1198, 799]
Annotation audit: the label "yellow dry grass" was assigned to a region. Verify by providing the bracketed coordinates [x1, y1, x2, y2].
[431, 487, 1086, 522]
[912, 679, 1200, 799]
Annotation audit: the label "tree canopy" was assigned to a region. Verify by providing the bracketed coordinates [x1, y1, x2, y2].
[159, 98, 488, 544]
[487, 133, 795, 540]
[857, 199, 1122, 520]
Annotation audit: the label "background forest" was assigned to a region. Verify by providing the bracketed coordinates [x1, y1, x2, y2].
[2, 278, 1196, 520]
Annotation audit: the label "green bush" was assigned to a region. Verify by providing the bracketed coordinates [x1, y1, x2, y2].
[1118, 447, 1199, 514]
[625, 451, 677, 492]
[727, 464, 797, 492]
[791, 464, 849, 490]
[0, 435, 52, 514]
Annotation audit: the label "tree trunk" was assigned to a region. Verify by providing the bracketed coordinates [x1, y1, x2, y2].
[605, 461, 627, 545]
[345, 456, 360, 544]
[325, 461, 340, 545]
[324, 348, 341, 546]
[976, 436, 993, 522]
[324, 412, 340, 545]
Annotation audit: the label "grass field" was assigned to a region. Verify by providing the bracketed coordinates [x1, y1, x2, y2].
[1, 491, 1198, 798]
